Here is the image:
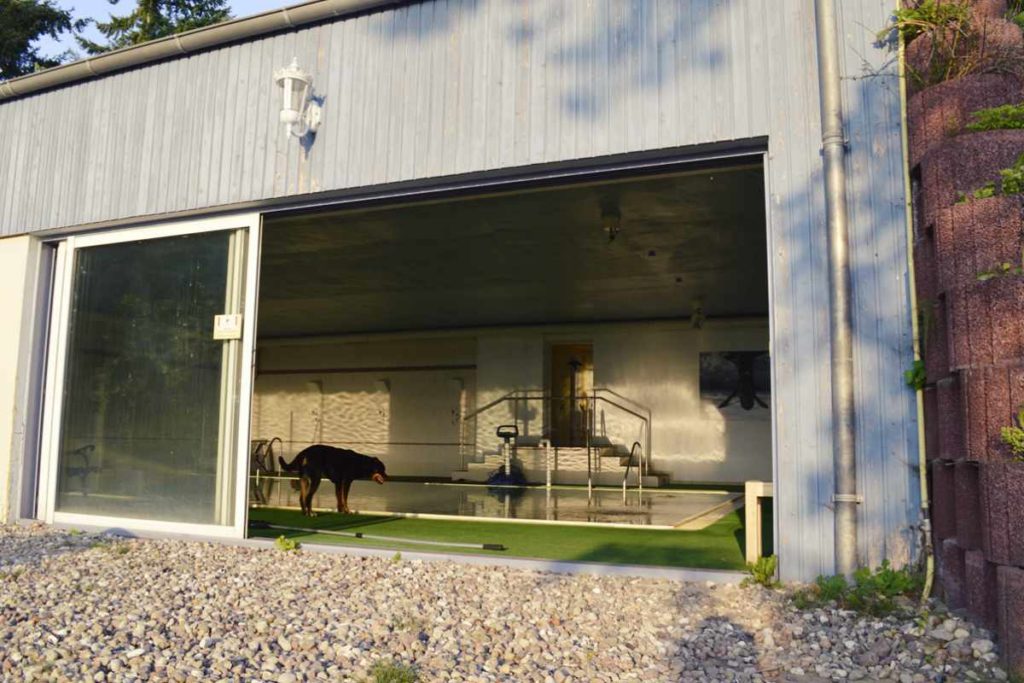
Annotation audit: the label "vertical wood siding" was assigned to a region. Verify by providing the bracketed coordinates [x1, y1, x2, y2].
[0, 0, 916, 581]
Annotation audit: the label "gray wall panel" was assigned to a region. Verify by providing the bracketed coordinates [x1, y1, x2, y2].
[838, 0, 921, 572]
[0, 0, 918, 581]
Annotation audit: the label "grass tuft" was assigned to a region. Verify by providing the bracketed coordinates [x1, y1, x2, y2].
[742, 555, 779, 588]
[369, 660, 418, 683]
[274, 535, 301, 552]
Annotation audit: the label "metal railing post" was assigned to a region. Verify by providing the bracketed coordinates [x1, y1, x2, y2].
[544, 439, 552, 490]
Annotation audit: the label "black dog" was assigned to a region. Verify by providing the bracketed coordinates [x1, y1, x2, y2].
[278, 445, 387, 516]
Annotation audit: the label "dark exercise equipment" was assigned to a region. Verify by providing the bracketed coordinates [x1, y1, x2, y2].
[486, 425, 527, 487]
[249, 520, 506, 551]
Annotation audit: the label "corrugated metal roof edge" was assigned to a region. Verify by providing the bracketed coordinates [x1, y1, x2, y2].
[0, 0, 403, 102]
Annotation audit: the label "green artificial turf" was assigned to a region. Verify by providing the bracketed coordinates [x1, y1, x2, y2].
[248, 507, 747, 570]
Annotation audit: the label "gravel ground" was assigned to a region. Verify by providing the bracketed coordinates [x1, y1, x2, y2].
[0, 524, 1009, 682]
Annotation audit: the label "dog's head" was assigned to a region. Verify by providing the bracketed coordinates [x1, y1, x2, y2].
[370, 457, 387, 485]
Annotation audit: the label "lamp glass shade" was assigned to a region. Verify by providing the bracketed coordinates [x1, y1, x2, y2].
[274, 58, 312, 126]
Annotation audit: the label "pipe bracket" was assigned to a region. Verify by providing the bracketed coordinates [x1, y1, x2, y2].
[832, 493, 863, 504]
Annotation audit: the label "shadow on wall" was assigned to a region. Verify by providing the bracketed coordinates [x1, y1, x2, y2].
[377, 0, 732, 120]
[356, 0, 917, 577]
[775, 52, 921, 577]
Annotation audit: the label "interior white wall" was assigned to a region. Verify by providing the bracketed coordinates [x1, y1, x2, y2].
[474, 336, 545, 454]
[254, 319, 771, 484]
[591, 322, 771, 483]
[253, 337, 477, 477]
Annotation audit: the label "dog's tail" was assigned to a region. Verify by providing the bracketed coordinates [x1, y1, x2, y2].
[278, 454, 304, 472]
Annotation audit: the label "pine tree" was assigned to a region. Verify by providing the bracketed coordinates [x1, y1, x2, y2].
[0, 0, 83, 79]
[77, 0, 231, 55]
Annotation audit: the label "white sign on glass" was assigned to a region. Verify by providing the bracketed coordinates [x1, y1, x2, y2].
[213, 313, 243, 340]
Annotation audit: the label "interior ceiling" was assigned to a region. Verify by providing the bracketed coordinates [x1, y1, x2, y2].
[259, 164, 769, 338]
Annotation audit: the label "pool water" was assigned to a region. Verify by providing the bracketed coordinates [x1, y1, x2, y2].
[250, 477, 739, 527]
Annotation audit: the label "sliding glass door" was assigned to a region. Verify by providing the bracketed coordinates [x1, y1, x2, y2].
[39, 214, 260, 536]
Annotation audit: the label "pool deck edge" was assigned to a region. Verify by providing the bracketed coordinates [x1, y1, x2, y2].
[248, 536, 746, 583]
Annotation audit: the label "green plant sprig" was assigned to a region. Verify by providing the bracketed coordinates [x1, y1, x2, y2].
[957, 153, 1024, 204]
[1009, 0, 1024, 31]
[904, 360, 927, 391]
[368, 660, 418, 683]
[1001, 406, 1024, 460]
[742, 555, 780, 588]
[977, 260, 1024, 282]
[878, 0, 970, 44]
[791, 561, 923, 616]
[274, 535, 300, 552]
[966, 104, 1024, 132]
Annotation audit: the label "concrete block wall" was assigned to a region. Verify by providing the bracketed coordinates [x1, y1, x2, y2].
[907, 1, 1024, 673]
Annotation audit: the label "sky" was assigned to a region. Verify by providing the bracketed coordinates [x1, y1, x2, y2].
[35, 0, 291, 60]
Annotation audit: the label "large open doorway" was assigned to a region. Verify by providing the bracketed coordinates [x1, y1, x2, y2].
[247, 157, 772, 568]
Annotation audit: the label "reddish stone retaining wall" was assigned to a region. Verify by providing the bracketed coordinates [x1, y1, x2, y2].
[907, 1, 1024, 674]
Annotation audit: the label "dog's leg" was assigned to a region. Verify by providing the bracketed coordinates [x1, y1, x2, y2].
[342, 479, 353, 514]
[299, 477, 311, 516]
[339, 481, 352, 511]
[306, 476, 321, 517]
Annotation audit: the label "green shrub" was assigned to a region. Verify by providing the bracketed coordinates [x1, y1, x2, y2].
[1001, 406, 1024, 460]
[880, 0, 969, 43]
[792, 561, 922, 616]
[743, 555, 779, 588]
[878, 0, 1024, 89]
[791, 574, 846, 609]
[966, 104, 1024, 132]
[977, 261, 1024, 282]
[957, 154, 1024, 205]
[369, 660, 418, 683]
[1009, 0, 1024, 30]
[846, 561, 922, 616]
[1000, 153, 1024, 195]
[903, 360, 927, 391]
[274, 535, 300, 552]
[974, 183, 997, 200]
[815, 574, 850, 603]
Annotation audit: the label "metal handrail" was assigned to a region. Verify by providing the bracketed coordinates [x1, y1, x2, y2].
[464, 393, 649, 436]
[622, 441, 643, 499]
[495, 387, 653, 421]
[594, 387, 653, 421]
[459, 390, 651, 479]
[508, 388, 651, 474]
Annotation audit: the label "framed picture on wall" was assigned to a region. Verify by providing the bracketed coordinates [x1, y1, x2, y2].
[699, 351, 771, 418]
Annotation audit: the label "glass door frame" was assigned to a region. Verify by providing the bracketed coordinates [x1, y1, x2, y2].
[37, 212, 261, 538]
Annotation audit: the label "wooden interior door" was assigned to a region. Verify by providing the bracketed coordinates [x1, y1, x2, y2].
[549, 344, 593, 447]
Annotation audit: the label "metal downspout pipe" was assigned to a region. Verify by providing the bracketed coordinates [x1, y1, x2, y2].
[814, 0, 860, 577]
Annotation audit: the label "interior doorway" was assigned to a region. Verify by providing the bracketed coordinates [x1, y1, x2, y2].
[549, 344, 593, 447]
[247, 155, 774, 560]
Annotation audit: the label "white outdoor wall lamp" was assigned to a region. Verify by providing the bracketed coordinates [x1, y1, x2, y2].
[274, 57, 321, 138]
